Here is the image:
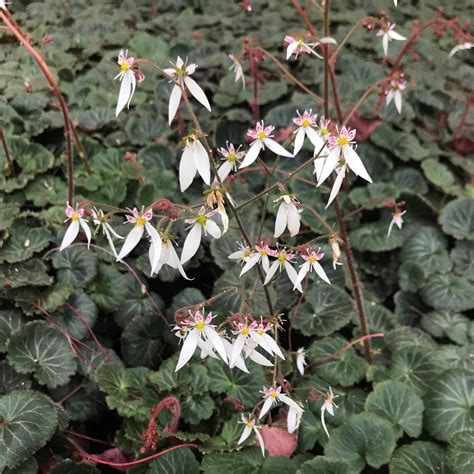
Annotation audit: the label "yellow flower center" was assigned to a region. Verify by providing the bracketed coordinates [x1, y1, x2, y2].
[243, 249, 251, 257]
[227, 153, 237, 162]
[257, 131, 266, 140]
[302, 119, 311, 127]
[120, 63, 129, 72]
[338, 136, 349, 147]
[246, 421, 253, 428]
[257, 330, 264, 336]
[135, 216, 146, 226]
[196, 321, 205, 331]
[278, 254, 287, 262]
[308, 256, 317, 263]
[321, 128, 328, 136]
[270, 391, 278, 399]
[242, 327, 249, 335]
[260, 249, 267, 256]
[196, 215, 207, 225]
[71, 213, 79, 222]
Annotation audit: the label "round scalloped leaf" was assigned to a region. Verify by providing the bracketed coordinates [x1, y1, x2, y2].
[398, 261, 426, 291]
[439, 198, 474, 240]
[440, 344, 474, 371]
[87, 264, 127, 312]
[201, 448, 264, 474]
[389, 441, 449, 474]
[24, 176, 67, 207]
[293, 285, 354, 336]
[52, 246, 98, 288]
[0, 361, 31, 395]
[349, 221, 406, 252]
[133, 447, 199, 474]
[8, 136, 54, 176]
[7, 321, 77, 388]
[0, 310, 27, 352]
[424, 369, 474, 441]
[392, 167, 428, 195]
[324, 413, 396, 472]
[181, 393, 215, 425]
[0, 390, 58, 470]
[121, 313, 164, 368]
[52, 291, 98, 340]
[298, 456, 351, 474]
[390, 346, 447, 396]
[349, 183, 399, 209]
[400, 226, 451, 274]
[421, 311, 471, 345]
[307, 336, 367, 387]
[448, 431, 474, 474]
[362, 302, 399, 332]
[365, 380, 424, 438]
[451, 240, 474, 281]
[4, 457, 38, 474]
[0, 223, 53, 264]
[421, 273, 474, 311]
[421, 158, 455, 188]
[206, 358, 266, 407]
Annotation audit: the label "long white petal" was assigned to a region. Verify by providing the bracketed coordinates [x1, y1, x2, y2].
[204, 219, 221, 239]
[254, 428, 266, 456]
[317, 146, 340, 186]
[250, 332, 274, 357]
[184, 76, 211, 111]
[224, 338, 249, 372]
[321, 407, 330, 438]
[286, 41, 299, 60]
[239, 142, 262, 168]
[79, 219, 92, 248]
[103, 226, 119, 258]
[389, 31, 406, 41]
[294, 261, 310, 290]
[145, 222, 162, 275]
[180, 224, 202, 264]
[168, 85, 182, 125]
[386, 90, 394, 106]
[284, 261, 302, 293]
[115, 71, 132, 117]
[293, 129, 305, 157]
[287, 204, 300, 236]
[60, 220, 80, 251]
[279, 394, 301, 412]
[175, 328, 199, 371]
[274, 202, 288, 238]
[261, 333, 285, 359]
[261, 255, 270, 274]
[230, 333, 246, 367]
[179, 146, 197, 192]
[313, 156, 325, 181]
[263, 260, 280, 285]
[194, 140, 211, 185]
[394, 90, 402, 114]
[168, 244, 193, 280]
[204, 326, 228, 363]
[259, 397, 274, 419]
[238, 426, 253, 445]
[296, 356, 305, 376]
[287, 406, 298, 433]
[382, 34, 389, 57]
[306, 127, 324, 151]
[343, 146, 372, 182]
[326, 165, 346, 208]
[218, 161, 234, 181]
[263, 138, 293, 157]
[247, 349, 273, 366]
[387, 219, 395, 237]
[116, 224, 144, 261]
[240, 253, 260, 276]
[312, 261, 331, 285]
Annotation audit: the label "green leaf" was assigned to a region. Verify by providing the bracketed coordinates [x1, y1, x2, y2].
[87, 264, 127, 312]
[424, 369, 474, 441]
[24, 176, 67, 207]
[0, 259, 53, 289]
[297, 408, 324, 452]
[398, 261, 426, 291]
[50, 460, 100, 474]
[298, 457, 351, 474]
[389, 346, 447, 396]
[0, 200, 20, 231]
[0, 310, 26, 352]
[421, 273, 474, 311]
[349, 221, 406, 252]
[324, 413, 397, 472]
[135, 447, 199, 474]
[201, 448, 263, 474]
[7, 321, 77, 388]
[392, 167, 428, 195]
[9, 136, 54, 175]
[4, 457, 38, 474]
[448, 431, 474, 474]
[293, 284, 354, 336]
[451, 240, 474, 281]
[439, 197, 474, 240]
[421, 158, 456, 188]
[365, 380, 424, 438]
[52, 246, 98, 288]
[307, 336, 367, 387]
[0, 390, 58, 470]
[126, 115, 164, 146]
[206, 358, 266, 407]
[421, 311, 471, 345]
[129, 33, 170, 64]
[400, 226, 451, 274]
[349, 183, 399, 209]
[0, 361, 31, 395]
[181, 393, 215, 425]
[389, 441, 449, 474]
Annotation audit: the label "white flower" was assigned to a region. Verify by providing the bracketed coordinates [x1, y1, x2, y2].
[264, 249, 302, 293]
[284, 35, 336, 60]
[321, 387, 338, 438]
[151, 235, 191, 280]
[296, 347, 307, 375]
[217, 142, 245, 181]
[114, 50, 145, 117]
[174, 310, 227, 371]
[329, 235, 343, 270]
[116, 207, 162, 276]
[376, 23, 406, 57]
[238, 414, 265, 456]
[181, 207, 221, 264]
[287, 401, 304, 433]
[388, 209, 406, 237]
[239, 243, 276, 275]
[393, 0, 398, 6]
[294, 248, 331, 289]
[313, 117, 331, 181]
[259, 386, 303, 419]
[292, 110, 325, 157]
[230, 319, 284, 369]
[229, 54, 245, 89]
[0, 0, 11, 10]
[386, 79, 406, 114]
[228, 242, 253, 264]
[317, 126, 372, 206]
[179, 133, 211, 192]
[60, 203, 92, 251]
[164, 56, 211, 125]
[448, 42, 473, 57]
[240, 121, 292, 169]
[274, 195, 301, 238]
[91, 208, 123, 258]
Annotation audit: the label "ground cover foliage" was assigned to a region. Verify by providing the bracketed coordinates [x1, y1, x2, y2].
[0, 0, 473, 472]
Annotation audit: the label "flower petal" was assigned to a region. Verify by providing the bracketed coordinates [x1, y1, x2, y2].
[180, 224, 202, 264]
[326, 165, 346, 208]
[261, 333, 285, 360]
[204, 326, 228, 363]
[238, 425, 253, 445]
[115, 71, 133, 117]
[389, 30, 406, 41]
[145, 222, 162, 275]
[204, 219, 222, 239]
[247, 349, 273, 366]
[274, 202, 288, 238]
[218, 160, 234, 181]
[284, 261, 302, 293]
[321, 407, 330, 438]
[179, 145, 197, 192]
[168, 84, 182, 125]
[259, 396, 274, 419]
[79, 219, 92, 248]
[294, 261, 310, 290]
[175, 328, 199, 371]
[306, 127, 324, 150]
[60, 220, 80, 251]
[239, 142, 262, 168]
[254, 427, 266, 456]
[382, 34, 389, 56]
[278, 393, 302, 412]
[239, 253, 260, 276]
[317, 146, 340, 186]
[293, 128, 305, 156]
[287, 204, 300, 236]
[230, 333, 246, 367]
[194, 140, 211, 185]
[263, 138, 293, 157]
[184, 76, 211, 111]
[116, 224, 144, 262]
[312, 260, 331, 285]
[394, 90, 402, 114]
[343, 146, 372, 183]
[263, 260, 280, 285]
